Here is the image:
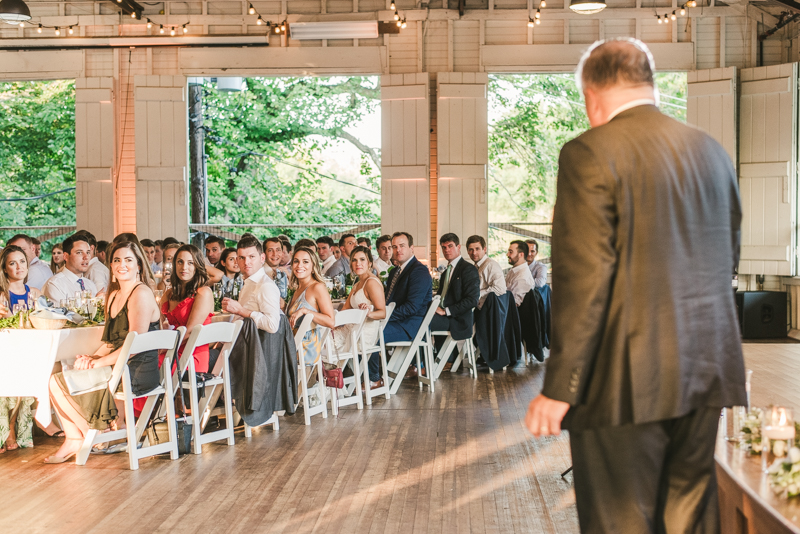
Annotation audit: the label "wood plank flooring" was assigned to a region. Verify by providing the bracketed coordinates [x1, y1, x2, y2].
[0, 360, 577, 534]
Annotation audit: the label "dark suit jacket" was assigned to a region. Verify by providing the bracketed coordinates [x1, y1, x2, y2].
[542, 105, 746, 431]
[436, 258, 480, 340]
[385, 255, 433, 339]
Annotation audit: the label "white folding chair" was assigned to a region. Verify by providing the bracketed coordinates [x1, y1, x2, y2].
[326, 309, 368, 415]
[361, 302, 395, 405]
[385, 296, 441, 394]
[177, 321, 244, 454]
[430, 307, 477, 380]
[76, 327, 186, 470]
[295, 314, 328, 425]
[450, 338, 478, 378]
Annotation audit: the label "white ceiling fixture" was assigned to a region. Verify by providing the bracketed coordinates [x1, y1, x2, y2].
[568, 0, 607, 14]
[288, 21, 379, 40]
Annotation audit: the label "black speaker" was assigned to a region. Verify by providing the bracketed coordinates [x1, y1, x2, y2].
[735, 291, 787, 339]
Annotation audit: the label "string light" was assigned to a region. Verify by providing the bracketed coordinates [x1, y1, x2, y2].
[37, 24, 41, 33]
[248, 3, 255, 14]
[535, 8, 541, 18]
[274, 24, 281, 33]
[131, 11, 137, 18]
[394, 11, 400, 20]
[656, 14, 662, 23]
[256, 16, 263, 25]
[68, 26, 73, 34]
[170, 27, 176, 35]
[280, 21, 285, 31]
[670, 10, 676, 20]
[664, 13, 669, 22]
[183, 24, 188, 33]
[401, 19, 407, 28]
[535, 17, 540, 24]
[679, 6, 686, 15]
[390, 1, 396, 9]
[540, 0, 546, 6]
[146, 19, 152, 28]
[54, 27, 60, 35]
[159, 24, 165, 34]
[396, 19, 401, 27]
[527, 18, 534, 27]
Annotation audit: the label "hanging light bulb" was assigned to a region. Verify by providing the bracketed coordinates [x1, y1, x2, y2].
[18, 20, 23, 27]
[170, 27, 175, 35]
[182, 24, 188, 33]
[679, 6, 686, 15]
[656, 14, 662, 23]
[131, 11, 137, 18]
[248, 3, 255, 14]
[535, 17, 540, 24]
[159, 24, 164, 33]
[256, 15, 262, 24]
[670, 10, 676, 20]
[274, 24, 281, 33]
[68, 26, 74, 34]
[664, 13, 670, 22]
[37, 23, 41, 32]
[146, 19, 152, 28]
[401, 19, 407, 28]
[54, 26, 60, 35]
[280, 21, 285, 31]
[396, 19, 401, 27]
[527, 18, 534, 27]
[540, 0, 546, 6]
[390, 1, 396, 9]
[535, 8, 540, 18]
[394, 12, 399, 20]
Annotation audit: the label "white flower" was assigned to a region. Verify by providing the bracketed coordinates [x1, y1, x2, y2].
[789, 447, 800, 464]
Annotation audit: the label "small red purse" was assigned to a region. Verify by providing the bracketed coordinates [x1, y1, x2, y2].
[323, 330, 344, 389]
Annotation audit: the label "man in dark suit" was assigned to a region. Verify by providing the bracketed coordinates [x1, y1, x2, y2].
[429, 233, 480, 366]
[525, 38, 746, 533]
[367, 231, 432, 382]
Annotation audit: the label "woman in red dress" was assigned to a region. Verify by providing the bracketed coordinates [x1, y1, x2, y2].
[160, 244, 214, 373]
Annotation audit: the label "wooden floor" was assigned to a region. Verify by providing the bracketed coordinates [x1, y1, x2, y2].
[0, 360, 578, 534]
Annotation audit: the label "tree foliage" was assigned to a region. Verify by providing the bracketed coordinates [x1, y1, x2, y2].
[0, 80, 76, 227]
[202, 76, 381, 240]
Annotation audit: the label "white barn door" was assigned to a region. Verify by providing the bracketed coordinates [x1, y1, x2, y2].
[436, 73, 489, 247]
[738, 64, 798, 276]
[687, 67, 737, 165]
[75, 77, 115, 240]
[134, 75, 189, 241]
[381, 73, 431, 261]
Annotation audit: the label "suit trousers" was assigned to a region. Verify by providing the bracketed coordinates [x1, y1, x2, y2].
[367, 320, 413, 381]
[569, 406, 721, 534]
[429, 314, 459, 362]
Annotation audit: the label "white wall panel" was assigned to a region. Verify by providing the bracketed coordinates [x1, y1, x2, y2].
[687, 67, 736, 163]
[437, 72, 489, 242]
[75, 77, 116, 241]
[134, 75, 189, 241]
[696, 17, 721, 69]
[738, 63, 797, 275]
[454, 21, 480, 73]
[381, 73, 431, 261]
[569, 19, 598, 45]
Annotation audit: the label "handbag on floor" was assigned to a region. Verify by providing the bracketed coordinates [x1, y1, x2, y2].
[322, 331, 344, 389]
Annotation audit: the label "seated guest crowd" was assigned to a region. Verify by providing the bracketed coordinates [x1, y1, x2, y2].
[0, 225, 548, 462]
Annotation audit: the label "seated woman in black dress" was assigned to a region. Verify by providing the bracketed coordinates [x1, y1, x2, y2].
[45, 240, 162, 464]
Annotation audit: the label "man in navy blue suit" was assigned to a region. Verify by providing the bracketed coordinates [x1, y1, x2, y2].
[367, 231, 432, 384]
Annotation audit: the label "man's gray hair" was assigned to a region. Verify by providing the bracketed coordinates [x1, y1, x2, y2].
[576, 38, 657, 93]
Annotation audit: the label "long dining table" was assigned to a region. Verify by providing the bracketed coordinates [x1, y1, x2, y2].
[0, 325, 105, 426]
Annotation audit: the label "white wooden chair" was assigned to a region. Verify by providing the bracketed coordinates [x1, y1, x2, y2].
[76, 327, 186, 470]
[430, 307, 477, 380]
[295, 314, 328, 425]
[326, 308, 368, 415]
[450, 338, 478, 378]
[360, 302, 395, 405]
[176, 321, 244, 454]
[385, 296, 441, 394]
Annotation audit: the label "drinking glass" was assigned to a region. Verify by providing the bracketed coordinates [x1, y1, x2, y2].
[87, 299, 98, 321]
[13, 302, 27, 328]
[762, 406, 795, 472]
[59, 299, 69, 310]
[0, 293, 9, 316]
[154, 290, 164, 304]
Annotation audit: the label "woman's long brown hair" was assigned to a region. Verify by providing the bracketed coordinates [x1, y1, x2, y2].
[0, 245, 28, 302]
[169, 244, 209, 302]
[106, 241, 157, 297]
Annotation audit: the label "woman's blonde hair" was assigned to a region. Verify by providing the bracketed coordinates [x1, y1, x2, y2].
[0, 245, 28, 302]
[106, 240, 157, 296]
[289, 246, 325, 289]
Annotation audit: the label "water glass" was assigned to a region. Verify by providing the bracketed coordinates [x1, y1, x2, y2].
[762, 406, 795, 472]
[87, 299, 98, 320]
[0, 294, 9, 316]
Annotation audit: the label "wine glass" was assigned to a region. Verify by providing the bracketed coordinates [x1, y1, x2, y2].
[87, 298, 98, 321]
[0, 293, 9, 317]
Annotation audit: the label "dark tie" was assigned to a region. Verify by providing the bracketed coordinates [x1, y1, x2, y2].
[387, 267, 401, 300]
[439, 264, 452, 308]
[78, 278, 85, 291]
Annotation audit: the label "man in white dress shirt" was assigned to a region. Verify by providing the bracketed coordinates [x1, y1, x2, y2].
[466, 235, 507, 309]
[223, 235, 281, 333]
[373, 234, 394, 277]
[42, 233, 98, 304]
[316, 236, 337, 276]
[525, 239, 548, 288]
[76, 230, 110, 294]
[8, 234, 52, 290]
[505, 240, 535, 306]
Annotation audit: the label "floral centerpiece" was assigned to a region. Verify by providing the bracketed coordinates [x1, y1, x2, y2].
[769, 446, 800, 498]
[741, 407, 764, 454]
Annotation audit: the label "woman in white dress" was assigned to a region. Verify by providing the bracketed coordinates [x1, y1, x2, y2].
[334, 246, 386, 386]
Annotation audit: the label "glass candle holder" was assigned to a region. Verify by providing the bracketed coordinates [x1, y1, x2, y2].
[762, 406, 795, 472]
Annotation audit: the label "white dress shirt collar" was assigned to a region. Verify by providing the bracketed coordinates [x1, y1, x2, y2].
[398, 256, 414, 273]
[321, 254, 336, 273]
[62, 266, 85, 283]
[511, 262, 529, 274]
[446, 256, 462, 270]
[246, 266, 267, 284]
[607, 99, 656, 123]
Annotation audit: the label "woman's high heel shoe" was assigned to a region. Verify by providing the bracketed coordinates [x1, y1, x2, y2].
[44, 438, 83, 464]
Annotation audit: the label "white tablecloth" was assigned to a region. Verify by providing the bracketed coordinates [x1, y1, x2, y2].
[0, 326, 105, 426]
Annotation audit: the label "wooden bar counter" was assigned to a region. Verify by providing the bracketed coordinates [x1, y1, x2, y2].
[716, 344, 800, 534]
